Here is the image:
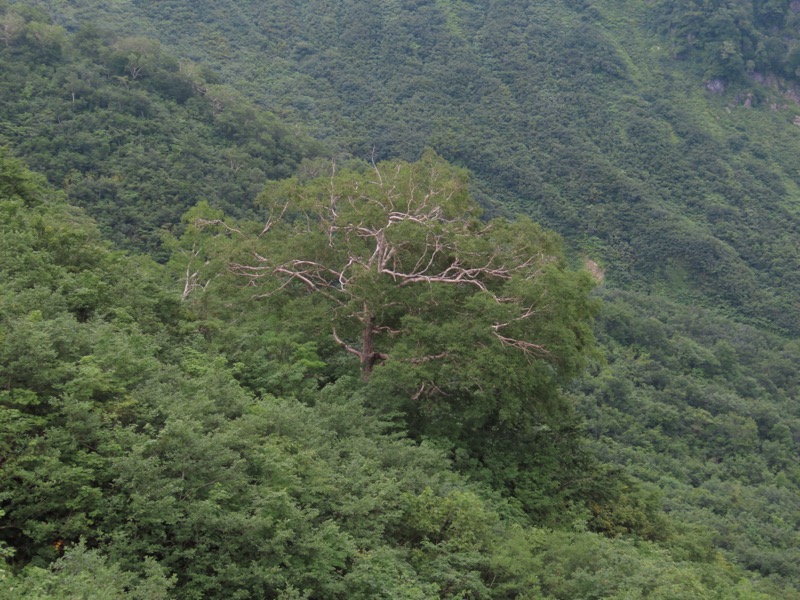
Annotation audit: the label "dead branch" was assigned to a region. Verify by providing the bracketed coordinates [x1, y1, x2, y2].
[332, 328, 363, 359]
[492, 332, 549, 355]
[410, 352, 449, 364]
[194, 218, 244, 236]
[411, 380, 449, 401]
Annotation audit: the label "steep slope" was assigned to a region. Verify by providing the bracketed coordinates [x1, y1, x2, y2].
[0, 5, 323, 255]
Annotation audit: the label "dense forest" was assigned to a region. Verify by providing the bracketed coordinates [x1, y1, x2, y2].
[2, 0, 800, 598]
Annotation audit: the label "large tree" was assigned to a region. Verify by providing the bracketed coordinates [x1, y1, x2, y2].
[204, 151, 598, 432]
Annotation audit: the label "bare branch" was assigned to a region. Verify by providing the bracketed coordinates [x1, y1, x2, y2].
[490, 303, 541, 329]
[179, 245, 214, 301]
[332, 328, 363, 359]
[410, 352, 449, 364]
[492, 331, 549, 355]
[259, 200, 290, 236]
[194, 218, 244, 236]
[411, 381, 450, 401]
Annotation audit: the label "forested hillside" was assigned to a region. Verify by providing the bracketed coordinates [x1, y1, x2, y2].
[20, 0, 800, 332]
[2, 146, 794, 599]
[2, 0, 800, 597]
[0, 4, 323, 254]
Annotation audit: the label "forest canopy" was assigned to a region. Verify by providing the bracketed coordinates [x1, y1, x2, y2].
[3, 146, 793, 599]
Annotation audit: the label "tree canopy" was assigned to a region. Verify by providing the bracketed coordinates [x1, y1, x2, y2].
[190, 152, 597, 440]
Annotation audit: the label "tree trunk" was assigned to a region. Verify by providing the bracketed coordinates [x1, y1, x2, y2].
[360, 316, 375, 381]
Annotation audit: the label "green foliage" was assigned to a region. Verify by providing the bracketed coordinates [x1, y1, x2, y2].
[0, 541, 174, 600]
[653, 0, 800, 82]
[4, 140, 774, 599]
[578, 289, 800, 591]
[0, 6, 323, 255]
[0, 151, 182, 566]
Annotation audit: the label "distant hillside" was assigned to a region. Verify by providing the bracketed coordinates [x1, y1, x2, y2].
[653, 0, 800, 83]
[0, 4, 323, 255]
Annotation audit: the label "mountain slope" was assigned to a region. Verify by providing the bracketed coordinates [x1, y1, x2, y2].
[0, 5, 323, 255]
[22, 0, 800, 331]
